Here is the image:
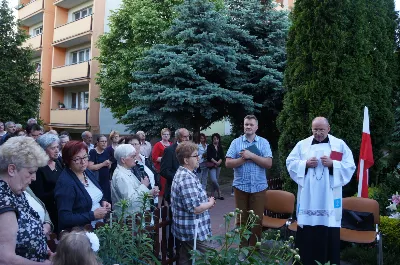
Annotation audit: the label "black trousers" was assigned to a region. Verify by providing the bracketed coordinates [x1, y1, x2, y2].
[295, 225, 340, 265]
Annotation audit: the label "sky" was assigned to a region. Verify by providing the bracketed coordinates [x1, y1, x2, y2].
[6, 0, 400, 14]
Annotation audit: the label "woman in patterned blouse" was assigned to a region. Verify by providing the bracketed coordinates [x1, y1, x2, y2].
[0, 136, 52, 264]
[171, 142, 216, 265]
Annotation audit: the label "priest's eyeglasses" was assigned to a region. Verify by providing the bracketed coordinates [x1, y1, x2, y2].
[312, 129, 326, 133]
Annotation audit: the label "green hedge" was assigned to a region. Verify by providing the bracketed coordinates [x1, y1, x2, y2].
[380, 216, 400, 252]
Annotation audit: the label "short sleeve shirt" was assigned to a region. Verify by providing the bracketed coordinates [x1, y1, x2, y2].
[226, 135, 273, 193]
[0, 180, 47, 262]
[89, 149, 111, 180]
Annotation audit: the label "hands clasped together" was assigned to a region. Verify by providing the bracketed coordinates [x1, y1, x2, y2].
[94, 201, 112, 220]
[306, 156, 333, 168]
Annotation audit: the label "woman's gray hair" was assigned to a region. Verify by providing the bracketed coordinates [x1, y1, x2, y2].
[36, 133, 60, 150]
[0, 136, 49, 172]
[114, 144, 136, 165]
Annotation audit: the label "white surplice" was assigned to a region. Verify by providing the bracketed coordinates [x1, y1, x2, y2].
[286, 134, 356, 227]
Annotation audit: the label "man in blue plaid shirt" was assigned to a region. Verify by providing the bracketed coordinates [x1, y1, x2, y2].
[171, 142, 215, 265]
[226, 115, 273, 246]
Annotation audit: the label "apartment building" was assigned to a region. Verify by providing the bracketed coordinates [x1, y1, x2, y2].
[17, 0, 116, 135]
[18, 0, 293, 136]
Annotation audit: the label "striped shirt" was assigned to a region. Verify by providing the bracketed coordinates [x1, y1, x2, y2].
[226, 135, 273, 193]
[171, 166, 211, 241]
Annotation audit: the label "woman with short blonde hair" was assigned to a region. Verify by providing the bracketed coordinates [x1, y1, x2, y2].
[0, 136, 52, 264]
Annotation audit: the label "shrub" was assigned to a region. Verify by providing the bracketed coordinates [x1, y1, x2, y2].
[191, 208, 300, 265]
[369, 170, 400, 215]
[379, 216, 400, 252]
[96, 195, 159, 265]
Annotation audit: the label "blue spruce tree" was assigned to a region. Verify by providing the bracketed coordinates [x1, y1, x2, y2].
[125, 0, 259, 134]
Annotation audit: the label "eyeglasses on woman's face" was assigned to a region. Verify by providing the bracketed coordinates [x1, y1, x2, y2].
[72, 155, 89, 164]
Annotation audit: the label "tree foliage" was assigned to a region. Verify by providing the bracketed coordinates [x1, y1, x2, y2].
[124, 0, 260, 134]
[96, 0, 183, 123]
[225, 0, 289, 146]
[0, 0, 41, 123]
[278, 0, 397, 195]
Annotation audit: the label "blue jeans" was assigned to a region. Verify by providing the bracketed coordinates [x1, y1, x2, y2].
[197, 162, 209, 191]
[209, 167, 221, 192]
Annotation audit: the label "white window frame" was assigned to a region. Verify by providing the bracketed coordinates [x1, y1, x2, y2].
[70, 48, 90, 65]
[69, 91, 89, 109]
[72, 6, 93, 21]
[33, 26, 42, 36]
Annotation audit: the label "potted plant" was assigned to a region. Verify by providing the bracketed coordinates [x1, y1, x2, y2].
[58, 101, 65, 109]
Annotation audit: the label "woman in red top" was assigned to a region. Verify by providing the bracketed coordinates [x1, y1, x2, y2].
[152, 128, 172, 207]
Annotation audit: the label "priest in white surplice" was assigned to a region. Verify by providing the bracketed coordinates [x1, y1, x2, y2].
[286, 117, 356, 265]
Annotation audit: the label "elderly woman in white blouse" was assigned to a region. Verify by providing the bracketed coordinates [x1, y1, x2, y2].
[111, 144, 159, 216]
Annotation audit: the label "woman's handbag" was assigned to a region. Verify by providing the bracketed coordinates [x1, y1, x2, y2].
[205, 161, 215, 168]
[341, 209, 375, 231]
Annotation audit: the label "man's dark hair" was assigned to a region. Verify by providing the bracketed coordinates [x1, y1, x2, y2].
[59, 131, 70, 136]
[26, 123, 42, 135]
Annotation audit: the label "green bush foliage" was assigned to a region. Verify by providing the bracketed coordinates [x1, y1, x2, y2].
[96, 195, 159, 265]
[379, 216, 400, 252]
[0, 0, 42, 123]
[191, 209, 301, 265]
[367, 170, 400, 215]
[278, 0, 397, 195]
[341, 245, 398, 265]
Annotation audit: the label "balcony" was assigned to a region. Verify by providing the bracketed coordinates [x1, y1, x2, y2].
[53, 15, 92, 48]
[53, 0, 89, 9]
[22, 34, 42, 56]
[50, 109, 88, 127]
[18, 0, 44, 27]
[51, 61, 90, 86]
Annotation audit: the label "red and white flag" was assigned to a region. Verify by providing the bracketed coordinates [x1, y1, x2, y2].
[357, 106, 374, 198]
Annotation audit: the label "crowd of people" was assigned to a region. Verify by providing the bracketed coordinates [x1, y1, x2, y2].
[0, 114, 356, 265]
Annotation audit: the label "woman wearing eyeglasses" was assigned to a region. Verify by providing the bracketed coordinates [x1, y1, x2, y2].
[171, 142, 215, 265]
[87, 135, 112, 203]
[55, 141, 111, 233]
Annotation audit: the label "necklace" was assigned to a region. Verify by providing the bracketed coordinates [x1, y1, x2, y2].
[313, 168, 323, 181]
[81, 173, 89, 187]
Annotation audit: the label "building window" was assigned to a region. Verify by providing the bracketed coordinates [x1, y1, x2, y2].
[70, 91, 89, 109]
[71, 48, 90, 64]
[73, 6, 93, 21]
[33, 26, 42, 36]
[35, 62, 41, 72]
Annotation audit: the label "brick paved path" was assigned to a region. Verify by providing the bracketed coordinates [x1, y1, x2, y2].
[208, 184, 236, 236]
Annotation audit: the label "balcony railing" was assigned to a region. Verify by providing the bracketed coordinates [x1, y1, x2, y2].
[50, 109, 88, 125]
[53, 15, 92, 45]
[53, 0, 89, 9]
[22, 34, 42, 49]
[18, 0, 43, 20]
[51, 61, 90, 85]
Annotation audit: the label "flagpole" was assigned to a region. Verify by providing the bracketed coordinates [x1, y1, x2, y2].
[357, 159, 364, 197]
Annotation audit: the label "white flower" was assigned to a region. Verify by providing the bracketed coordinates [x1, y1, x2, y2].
[386, 203, 398, 211]
[389, 212, 400, 220]
[85, 232, 100, 252]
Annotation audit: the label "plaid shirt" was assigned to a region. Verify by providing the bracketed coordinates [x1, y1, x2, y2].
[226, 135, 273, 193]
[171, 166, 212, 241]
